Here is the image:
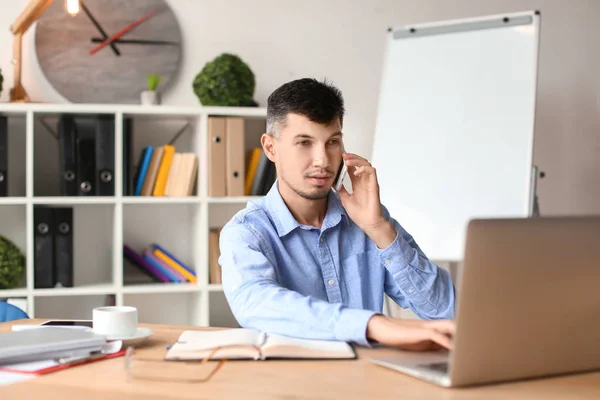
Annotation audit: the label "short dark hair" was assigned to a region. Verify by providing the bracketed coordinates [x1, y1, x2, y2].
[266, 78, 345, 137]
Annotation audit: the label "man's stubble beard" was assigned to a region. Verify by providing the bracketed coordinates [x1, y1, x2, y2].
[280, 173, 330, 201]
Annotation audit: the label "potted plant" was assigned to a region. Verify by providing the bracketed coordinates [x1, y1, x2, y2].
[141, 73, 162, 105]
[193, 53, 257, 106]
[0, 235, 25, 290]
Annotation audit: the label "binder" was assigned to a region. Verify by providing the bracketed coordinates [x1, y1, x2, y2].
[207, 117, 226, 197]
[225, 117, 245, 196]
[77, 135, 96, 196]
[250, 151, 272, 195]
[122, 118, 133, 196]
[95, 115, 115, 196]
[57, 115, 78, 196]
[0, 116, 7, 197]
[53, 207, 73, 287]
[34, 206, 54, 288]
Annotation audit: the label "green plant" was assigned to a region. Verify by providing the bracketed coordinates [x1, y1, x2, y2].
[193, 53, 256, 106]
[146, 73, 162, 91]
[0, 235, 25, 290]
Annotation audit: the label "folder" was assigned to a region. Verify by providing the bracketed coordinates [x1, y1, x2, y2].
[225, 117, 245, 196]
[57, 115, 78, 196]
[207, 117, 226, 197]
[0, 116, 7, 197]
[76, 136, 95, 196]
[34, 206, 54, 288]
[122, 118, 133, 196]
[245, 148, 262, 195]
[53, 207, 73, 288]
[250, 151, 272, 195]
[95, 115, 115, 196]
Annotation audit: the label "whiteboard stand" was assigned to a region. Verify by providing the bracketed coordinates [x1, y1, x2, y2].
[530, 165, 540, 217]
[371, 10, 541, 264]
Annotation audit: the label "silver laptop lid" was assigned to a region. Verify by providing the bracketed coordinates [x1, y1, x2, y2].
[450, 216, 600, 387]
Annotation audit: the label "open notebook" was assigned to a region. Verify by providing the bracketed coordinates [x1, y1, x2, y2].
[164, 328, 356, 361]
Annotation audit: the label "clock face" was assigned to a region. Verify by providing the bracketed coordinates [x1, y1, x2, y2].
[34, 0, 182, 104]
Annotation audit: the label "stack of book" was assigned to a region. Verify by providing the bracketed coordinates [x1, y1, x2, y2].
[123, 244, 197, 283]
[132, 145, 198, 197]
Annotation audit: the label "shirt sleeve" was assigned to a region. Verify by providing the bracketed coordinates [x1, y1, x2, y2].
[219, 222, 377, 346]
[377, 206, 456, 320]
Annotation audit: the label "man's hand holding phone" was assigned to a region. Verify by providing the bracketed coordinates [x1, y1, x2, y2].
[336, 152, 397, 249]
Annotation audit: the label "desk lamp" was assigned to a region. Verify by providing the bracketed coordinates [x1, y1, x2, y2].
[9, 0, 80, 102]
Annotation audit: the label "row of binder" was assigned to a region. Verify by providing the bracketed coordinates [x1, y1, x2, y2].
[123, 244, 197, 283]
[33, 206, 73, 288]
[58, 114, 115, 196]
[133, 145, 198, 197]
[207, 116, 276, 197]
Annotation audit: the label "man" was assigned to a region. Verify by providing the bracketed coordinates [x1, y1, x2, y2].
[219, 78, 455, 350]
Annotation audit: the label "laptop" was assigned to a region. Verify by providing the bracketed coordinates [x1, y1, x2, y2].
[370, 216, 600, 387]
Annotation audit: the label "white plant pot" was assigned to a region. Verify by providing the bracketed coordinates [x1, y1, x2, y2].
[141, 90, 160, 105]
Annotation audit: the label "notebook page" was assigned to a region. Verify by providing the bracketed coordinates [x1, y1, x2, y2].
[262, 333, 355, 359]
[171, 328, 263, 351]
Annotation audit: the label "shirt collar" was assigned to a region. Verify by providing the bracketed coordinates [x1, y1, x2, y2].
[265, 180, 348, 237]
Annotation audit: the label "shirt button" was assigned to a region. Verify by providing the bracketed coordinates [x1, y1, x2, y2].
[385, 259, 391, 265]
[328, 279, 335, 286]
[408, 288, 414, 294]
[320, 237, 324, 244]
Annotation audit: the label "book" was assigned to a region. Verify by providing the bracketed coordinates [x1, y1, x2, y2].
[164, 328, 356, 361]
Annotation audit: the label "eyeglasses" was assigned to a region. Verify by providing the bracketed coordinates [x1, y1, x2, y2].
[124, 346, 226, 383]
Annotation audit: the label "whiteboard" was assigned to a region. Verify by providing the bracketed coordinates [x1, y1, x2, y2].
[371, 11, 540, 261]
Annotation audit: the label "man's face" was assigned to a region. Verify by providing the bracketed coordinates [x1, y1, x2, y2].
[268, 113, 343, 200]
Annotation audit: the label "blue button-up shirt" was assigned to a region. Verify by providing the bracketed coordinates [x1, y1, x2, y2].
[219, 182, 455, 346]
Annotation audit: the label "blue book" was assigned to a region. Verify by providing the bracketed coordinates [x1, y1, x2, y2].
[134, 146, 153, 196]
[143, 250, 180, 283]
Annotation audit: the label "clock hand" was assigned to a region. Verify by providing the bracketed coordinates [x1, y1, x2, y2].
[88, 7, 160, 55]
[91, 38, 178, 45]
[80, 1, 120, 56]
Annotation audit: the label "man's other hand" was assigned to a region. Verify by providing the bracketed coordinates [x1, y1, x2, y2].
[366, 314, 455, 351]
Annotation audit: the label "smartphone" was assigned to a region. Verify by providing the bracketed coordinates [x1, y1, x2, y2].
[334, 155, 348, 192]
[39, 320, 93, 328]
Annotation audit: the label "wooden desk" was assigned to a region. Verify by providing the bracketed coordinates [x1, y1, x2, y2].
[1, 319, 599, 399]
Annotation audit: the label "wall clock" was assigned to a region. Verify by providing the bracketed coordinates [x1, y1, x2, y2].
[34, 0, 182, 104]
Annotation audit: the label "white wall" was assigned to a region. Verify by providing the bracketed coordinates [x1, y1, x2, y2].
[1, 0, 598, 217]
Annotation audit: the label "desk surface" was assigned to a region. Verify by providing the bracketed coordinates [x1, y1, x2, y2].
[1, 319, 599, 399]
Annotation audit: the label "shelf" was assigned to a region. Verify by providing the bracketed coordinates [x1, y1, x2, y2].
[207, 284, 224, 292]
[0, 103, 268, 327]
[122, 282, 202, 294]
[0, 288, 28, 297]
[32, 283, 117, 297]
[0, 197, 27, 205]
[121, 196, 200, 204]
[32, 197, 117, 205]
[207, 196, 261, 204]
[0, 103, 267, 118]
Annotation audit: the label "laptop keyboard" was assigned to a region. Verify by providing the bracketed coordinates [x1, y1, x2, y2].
[419, 362, 449, 373]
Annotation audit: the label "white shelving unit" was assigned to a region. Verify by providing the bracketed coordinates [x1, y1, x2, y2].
[0, 102, 267, 327]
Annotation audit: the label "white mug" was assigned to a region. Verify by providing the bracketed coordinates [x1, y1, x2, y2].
[92, 306, 138, 337]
